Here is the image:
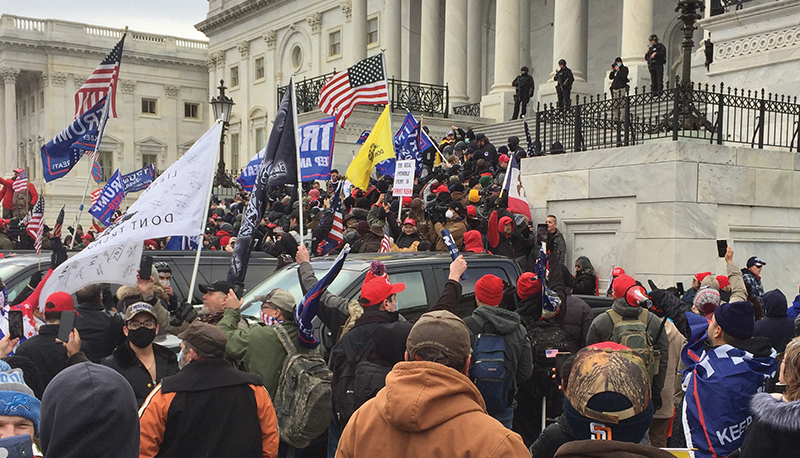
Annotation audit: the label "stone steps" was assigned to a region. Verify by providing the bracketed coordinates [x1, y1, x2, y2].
[471, 117, 535, 151]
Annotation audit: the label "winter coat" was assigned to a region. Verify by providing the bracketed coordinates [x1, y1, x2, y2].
[546, 228, 567, 265]
[101, 341, 178, 407]
[554, 440, 674, 458]
[554, 66, 574, 91]
[513, 73, 535, 100]
[754, 289, 795, 352]
[386, 214, 421, 249]
[789, 295, 800, 321]
[357, 229, 384, 253]
[40, 362, 140, 458]
[572, 272, 597, 296]
[646, 42, 667, 66]
[742, 269, 765, 303]
[609, 64, 630, 90]
[15, 324, 67, 388]
[74, 300, 126, 362]
[0, 231, 13, 249]
[586, 298, 669, 408]
[218, 308, 314, 397]
[434, 218, 467, 251]
[487, 211, 515, 258]
[138, 358, 279, 458]
[530, 414, 574, 458]
[739, 393, 800, 458]
[336, 361, 529, 458]
[463, 230, 485, 253]
[468, 305, 533, 387]
[654, 319, 685, 420]
[557, 295, 593, 354]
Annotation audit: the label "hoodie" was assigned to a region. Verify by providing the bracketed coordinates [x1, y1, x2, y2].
[470, 306, 533, 387]
[336, 361, 528, 458]
[739, 392, 800, 458]
[754, 289, 795, 352]
[40, 362, 139, 458]
[463, 230, 484, 253]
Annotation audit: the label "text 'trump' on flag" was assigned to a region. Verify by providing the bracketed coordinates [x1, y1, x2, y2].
[346, 105, 395, 191]
[318, 53, 388, 127]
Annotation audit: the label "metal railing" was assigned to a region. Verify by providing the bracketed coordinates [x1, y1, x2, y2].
[534, 77, 800, 154]
[279, 74, 450, 117]
[453, 103, 481, 117]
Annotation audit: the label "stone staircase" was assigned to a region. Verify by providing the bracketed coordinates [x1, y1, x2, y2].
[470, 117, 535, 150]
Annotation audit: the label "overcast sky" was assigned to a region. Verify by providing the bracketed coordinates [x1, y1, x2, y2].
[3, 0, 209, 40]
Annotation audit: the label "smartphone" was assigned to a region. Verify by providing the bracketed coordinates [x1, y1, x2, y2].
[716, 239, 728, 258]
[58, 310, 77, 343]
[536, 224, 548, 244]
[676, 281, 685, 296]
[0, 433, 34, 458]
[233, 282, 244, 300]
[7, 310, 23, 340]
[139, 255, 153, 280]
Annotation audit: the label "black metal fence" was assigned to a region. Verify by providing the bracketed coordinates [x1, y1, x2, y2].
[278, 74, 451, 117]
[453, 102, 481, 117]
[535, 77, 800, 154]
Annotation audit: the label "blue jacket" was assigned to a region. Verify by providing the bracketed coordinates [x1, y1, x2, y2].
[788, 294, 800, 320]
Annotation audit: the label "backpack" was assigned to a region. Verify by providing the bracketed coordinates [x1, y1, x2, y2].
[273, 325, 333, 449]
[606, 309, 659, 378]
[525, 318, 571, 395]
[332, 337, 391, 428]
[464, 317, 516, 415]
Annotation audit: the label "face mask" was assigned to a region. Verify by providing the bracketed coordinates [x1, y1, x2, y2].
[445, 210, 454, 219]
[128, 327, 157, 349]
[161, 279, 171, 287]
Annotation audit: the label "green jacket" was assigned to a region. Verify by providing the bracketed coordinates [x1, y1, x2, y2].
[218, 307, 315, 397]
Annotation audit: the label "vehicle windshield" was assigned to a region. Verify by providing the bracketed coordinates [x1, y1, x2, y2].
[0, 260, 34, 284]
[240, 263, 363, 317]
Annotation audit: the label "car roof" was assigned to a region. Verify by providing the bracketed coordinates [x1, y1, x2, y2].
[298, 251, 513, 271]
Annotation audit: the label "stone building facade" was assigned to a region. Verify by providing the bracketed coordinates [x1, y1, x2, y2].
[0, 15, 209, 223]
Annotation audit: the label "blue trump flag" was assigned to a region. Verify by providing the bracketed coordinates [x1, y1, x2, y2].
[88, 169, 124, 225]
[122, 164, 155, 193]
[296, 244, 350, 348]
[375, 112, 426, 177]
[298, 116, 336, 181]
[237, 148, 265, 191]
[41, 97, 107, 182]
[534, 245, 561, 319]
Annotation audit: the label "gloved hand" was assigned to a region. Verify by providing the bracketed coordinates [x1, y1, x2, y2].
[645, 289, 668, 318]
[652, 395, 663, 412]
[175, 301, 199, 324]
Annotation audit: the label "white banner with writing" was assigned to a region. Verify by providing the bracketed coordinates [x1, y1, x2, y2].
[39, 122, 222, 310]
[392, 160, 415, 197]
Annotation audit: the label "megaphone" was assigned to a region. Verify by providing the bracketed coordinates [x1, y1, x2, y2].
[625, 285, 653, 309]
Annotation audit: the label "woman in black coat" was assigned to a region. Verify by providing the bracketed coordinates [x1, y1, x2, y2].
[572, 256, 598, 296]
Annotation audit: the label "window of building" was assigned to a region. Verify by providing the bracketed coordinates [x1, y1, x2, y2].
[367, 17, 379, 46]
[142, 153, 158, 169]
[230, 66, 239, 87]
[98, 151, 113, 182]
[291, 46, 303, 71]
[230, 133, 240, 170]
[254, 57, 265, 80]
[329, 29, 342, 58]
[142, 98, 157, 115]
[39, 91, 44, 110]
[255, 127, 266, 152]
[184, 102, 199, 119]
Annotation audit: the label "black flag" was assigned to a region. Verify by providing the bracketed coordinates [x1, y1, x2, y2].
[227, 85, 297, 285]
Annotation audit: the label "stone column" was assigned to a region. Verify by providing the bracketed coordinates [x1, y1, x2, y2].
[350, 0, 368, 63]
[538, 0, 590, 105]
[444, 0, 468, 106]
[419, 0, 442, 85]
[384, 0, 402, 79]
[519, 0, 531, 72]
[621, 0, 653, 89]
[2, 68, 19, 176]
[480, 0, 519, 121]
[466, 0, 482, 103]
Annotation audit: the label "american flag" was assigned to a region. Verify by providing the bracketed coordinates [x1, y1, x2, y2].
[90, 188, 102, 206]
[379, 231, 391, 253]
[318, 53, 389, 127]
[317, 181, 345, 256]
[52, 205, 65, 238]
[523, 119, 535, 157]
[26, 197, 44, 253]
[75, 34, 125, 119]
[12, 170, 27, 193]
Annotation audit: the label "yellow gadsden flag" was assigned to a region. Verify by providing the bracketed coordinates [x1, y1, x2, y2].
[346, 106, 395, 190]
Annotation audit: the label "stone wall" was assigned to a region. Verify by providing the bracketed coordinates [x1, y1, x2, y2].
[521, 141, 800, 298]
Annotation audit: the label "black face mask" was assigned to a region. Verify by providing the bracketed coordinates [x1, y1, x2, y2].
[128, 327, 156, 349]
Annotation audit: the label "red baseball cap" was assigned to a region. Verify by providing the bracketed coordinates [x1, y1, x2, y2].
[466, 205, 477, 218]
[611, 267, 625, 277]
[44, 291, 75, 313]
[434, 185, 450, 194]
[499, 154, 510, 163]
[402, 218, 416, 227]
[361, 276, 405, 307]
[13, 168, 23, 174]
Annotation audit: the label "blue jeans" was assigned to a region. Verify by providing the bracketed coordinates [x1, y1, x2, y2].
[327, 420, 342, 458]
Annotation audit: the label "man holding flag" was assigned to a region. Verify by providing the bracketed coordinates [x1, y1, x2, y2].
[0, 169, 38, 220]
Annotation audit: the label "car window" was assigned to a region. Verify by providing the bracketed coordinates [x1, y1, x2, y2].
[453, 267, 511, 294]
[6, 273, 33, 303]
[387, 271, 428, 312]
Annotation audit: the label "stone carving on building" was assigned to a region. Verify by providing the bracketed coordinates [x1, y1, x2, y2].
[715, 27, 800, 60]
[307, 13, 322, 34]
[264, 30, 277, 50]
[119, 79, 136, 93]
[238, 40, 250, 58]
[206, 55, 216, 70]
[0, 67, 20, 83]
[72, 74, 88, 88]
[165, 84, 179, 98]
[214, 51, 225, 69]
[341, 0, 352, 22]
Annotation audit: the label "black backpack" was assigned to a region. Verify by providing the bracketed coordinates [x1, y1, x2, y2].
[331, 338, 391, 428]
[525, 318, 570, 394]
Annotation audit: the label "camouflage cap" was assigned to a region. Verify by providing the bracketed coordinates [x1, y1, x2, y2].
[565, 342, 651, 424]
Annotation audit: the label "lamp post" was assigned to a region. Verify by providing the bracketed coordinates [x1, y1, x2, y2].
[676, 0, 705, 86]
[210, 79, 235, 189]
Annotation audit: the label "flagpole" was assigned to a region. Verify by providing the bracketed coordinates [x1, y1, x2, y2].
[419, 115, 449, 165]
[187, 119, 223, 305]
[70, 161, 95, 249]
[290, 76, 305, 248]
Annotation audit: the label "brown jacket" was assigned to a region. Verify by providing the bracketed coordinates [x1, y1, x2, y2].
[336, 361, 528, 458]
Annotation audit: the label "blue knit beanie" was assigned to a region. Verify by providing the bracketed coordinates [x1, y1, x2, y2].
[0, 360, 41, 434]
[714, 300, 755, 340]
